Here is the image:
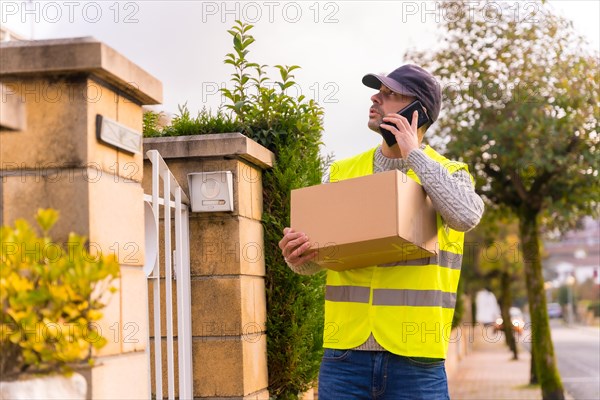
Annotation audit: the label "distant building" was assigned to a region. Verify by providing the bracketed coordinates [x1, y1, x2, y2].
[544, 217, 600, 285]
[475, 289, 501, 325]
[1, 26, 26, 42]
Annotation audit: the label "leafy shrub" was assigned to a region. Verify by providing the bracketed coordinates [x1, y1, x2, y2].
[142, 109, 162, 137]
[220, 23, 329, 397]
[588, 301, 600, 317]
[144, 105, 242, 138]
[0, 209, 120, 378]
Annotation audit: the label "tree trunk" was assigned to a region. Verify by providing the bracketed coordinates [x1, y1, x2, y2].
[519, 212, 564, 399]
[499, 270, 518, 359]
[530, 346, 539, 384]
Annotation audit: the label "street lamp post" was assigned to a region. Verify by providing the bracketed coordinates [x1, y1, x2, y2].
[544, 281, 553, 303]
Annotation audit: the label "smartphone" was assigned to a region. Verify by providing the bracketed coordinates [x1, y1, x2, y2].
[379, 100, 431, 147]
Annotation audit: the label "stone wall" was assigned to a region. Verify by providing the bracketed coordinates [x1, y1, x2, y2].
[0, 37, 161, 399]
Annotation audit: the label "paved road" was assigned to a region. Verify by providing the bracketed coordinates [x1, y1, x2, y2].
[549, 320, 600, 400]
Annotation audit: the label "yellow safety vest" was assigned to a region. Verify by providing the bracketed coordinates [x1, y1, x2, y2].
[324, 145, 470, 358]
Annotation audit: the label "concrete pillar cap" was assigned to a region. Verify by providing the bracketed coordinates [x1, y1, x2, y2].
[0, 37, 162, 105]
[144, 133, 275, 170]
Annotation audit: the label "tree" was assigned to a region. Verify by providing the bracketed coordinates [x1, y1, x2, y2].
[480, 221, 525, 360]
[406, 1, 599, 398]
[464, 211, 526, 360]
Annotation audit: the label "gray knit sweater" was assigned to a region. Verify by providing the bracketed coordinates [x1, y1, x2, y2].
[287, 144, 485, 351]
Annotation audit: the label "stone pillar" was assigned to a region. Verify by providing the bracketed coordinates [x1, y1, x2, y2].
[0, 38, 162, 399]
[143, 134, 273, 399]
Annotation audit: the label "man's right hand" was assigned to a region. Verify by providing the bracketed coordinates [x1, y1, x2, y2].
[278, 227, 318, 267]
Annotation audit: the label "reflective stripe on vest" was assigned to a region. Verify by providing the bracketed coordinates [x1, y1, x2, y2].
[325, 286, 457, 309]
[325, 285, 370, 303]
[372, 289, 457, 308]
[323, 145, 469, 359]
[378, 249, 463, 269]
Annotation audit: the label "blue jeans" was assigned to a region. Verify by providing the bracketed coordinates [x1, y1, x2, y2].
[318, 349, 449, 400]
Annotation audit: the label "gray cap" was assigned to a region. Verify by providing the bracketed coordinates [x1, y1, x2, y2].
[362, 64, 442, 122]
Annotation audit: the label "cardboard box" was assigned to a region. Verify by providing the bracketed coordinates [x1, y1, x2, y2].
[290, 169, 438, 271]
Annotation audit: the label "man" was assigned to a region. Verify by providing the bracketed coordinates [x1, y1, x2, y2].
[278, 65, 484, 399]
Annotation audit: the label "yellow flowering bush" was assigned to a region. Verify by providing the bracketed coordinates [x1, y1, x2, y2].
[0, 209, 119, 378]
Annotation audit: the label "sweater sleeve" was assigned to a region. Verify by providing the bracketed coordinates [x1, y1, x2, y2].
[407, 148, 484, 232]
[285, 258, 325, 275]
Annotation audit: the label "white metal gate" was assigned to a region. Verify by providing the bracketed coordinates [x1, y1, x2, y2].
[144, 149, 193, 400]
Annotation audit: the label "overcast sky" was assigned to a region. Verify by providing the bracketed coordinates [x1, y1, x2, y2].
[3, 1, 599, 160]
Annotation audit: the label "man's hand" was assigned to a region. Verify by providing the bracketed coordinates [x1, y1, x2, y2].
[381, 110, 420, 159]
[278, 227, 317, 267]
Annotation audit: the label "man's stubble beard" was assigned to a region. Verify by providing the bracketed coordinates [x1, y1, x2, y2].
[367, 114, 383, 133]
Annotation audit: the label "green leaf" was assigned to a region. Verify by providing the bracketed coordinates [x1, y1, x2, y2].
[233, 34, 242, 49]
[35, 208, 59, 233]
[234, 101, 245, 111]
[241, 23, 254, 33]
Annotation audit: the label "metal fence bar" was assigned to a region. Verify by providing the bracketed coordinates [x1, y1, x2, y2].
[146, 149, 192, 400]
[162, 168, 176, 400]
[174, 187, 193, 399]
[142, 195, 181, 209]
[182, 205, 192, 398]
[149, 150, 163, 399]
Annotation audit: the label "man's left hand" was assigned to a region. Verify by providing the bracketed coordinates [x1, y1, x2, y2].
[381, 110, 420, 159]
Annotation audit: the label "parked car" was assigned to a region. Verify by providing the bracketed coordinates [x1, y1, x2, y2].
[494, 307, 526, 334]
[547, 302, 563, 319]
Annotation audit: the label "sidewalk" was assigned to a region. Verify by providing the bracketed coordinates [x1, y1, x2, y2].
[448, 336, 541, 399]
[448, 331, 573, 400]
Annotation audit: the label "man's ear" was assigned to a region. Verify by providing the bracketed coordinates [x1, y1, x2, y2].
[418, 120, 432, 136]
[417, 126, 428, 141]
